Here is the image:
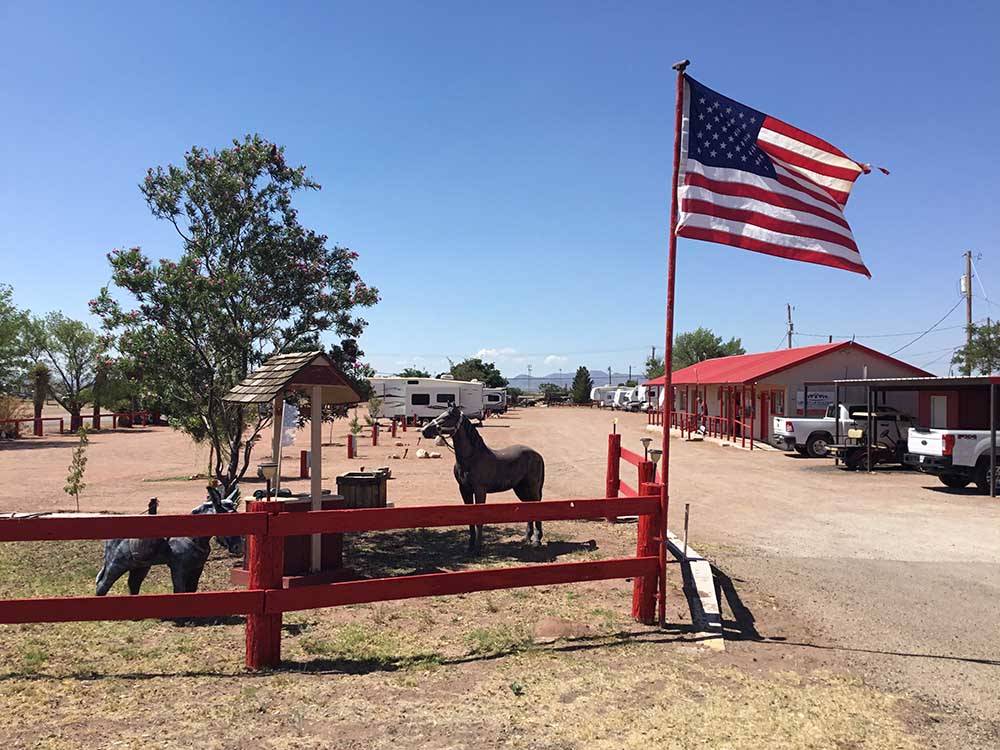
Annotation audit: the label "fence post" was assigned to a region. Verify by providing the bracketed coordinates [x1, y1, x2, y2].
[632, 469, 659, 625]
[391, 419, 397, 438]
[33, 418, 42, 437]
[372, 423, 378, 447]
[347, 434, 355, 459]
[605, 433, 621, 499]
[246, 500, 284, 670]
[299, 450, 309, 479]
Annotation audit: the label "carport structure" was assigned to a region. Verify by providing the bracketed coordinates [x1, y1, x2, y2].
[833, 375, 1000, 497]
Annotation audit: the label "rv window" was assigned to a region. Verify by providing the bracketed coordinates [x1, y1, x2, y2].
[436, 394, 455, 404]
[411, 393, 430, 405]
[407, 380, 419, 385]
[487, 395, 500, 402]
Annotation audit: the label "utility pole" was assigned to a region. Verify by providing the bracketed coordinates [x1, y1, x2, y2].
[786, 304, 794, 349]
[607, 366, 612, 385]
[964, 250, 974, 375]
[628, 365, 632, 383]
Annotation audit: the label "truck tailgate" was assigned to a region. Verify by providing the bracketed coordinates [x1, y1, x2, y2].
[908, 428, 944, 456]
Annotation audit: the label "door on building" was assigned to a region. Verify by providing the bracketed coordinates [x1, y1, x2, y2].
[930, 395, 948, 428]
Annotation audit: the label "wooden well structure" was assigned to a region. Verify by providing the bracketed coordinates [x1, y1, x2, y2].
[223, 351, 360, 578]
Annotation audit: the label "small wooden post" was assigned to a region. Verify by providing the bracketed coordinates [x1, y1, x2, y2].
[299, 450, 309, 479]
[391, 419, 397, 438]
[632, 468, 660, 625]
[33, 418, 42, 437]
[59, 418, 64, 434]
[371, 423, 378, 446]
[245, 500, 284, 670]
[605, 433, 622, 499]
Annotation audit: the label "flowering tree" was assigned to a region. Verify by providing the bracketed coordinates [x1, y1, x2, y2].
[94, 135, 379, 491]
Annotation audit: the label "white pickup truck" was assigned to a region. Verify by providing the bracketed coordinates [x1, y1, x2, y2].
[772, 404, 908, 458]
[903, 427, 999, 492]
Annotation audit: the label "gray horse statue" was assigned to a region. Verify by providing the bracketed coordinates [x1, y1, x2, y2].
[95, 486, 243, 596]
[422, 404, 545, 554]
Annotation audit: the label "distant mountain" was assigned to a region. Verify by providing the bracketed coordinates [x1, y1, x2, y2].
[506, 369, 636, 392]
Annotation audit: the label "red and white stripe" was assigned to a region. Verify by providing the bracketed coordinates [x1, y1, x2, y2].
[676, 80, 871, 277]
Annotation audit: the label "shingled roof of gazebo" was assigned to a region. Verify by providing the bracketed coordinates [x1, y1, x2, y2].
[223, 351, 361, 405]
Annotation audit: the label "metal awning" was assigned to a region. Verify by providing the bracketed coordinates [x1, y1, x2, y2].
[833, 375, 1000, 391]
[223, 351, 361, 405]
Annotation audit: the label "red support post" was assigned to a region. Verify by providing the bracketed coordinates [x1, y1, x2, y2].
[347, 434, 355, 459]
[402, 416, 407, 432]
[632, 468, 659, 624]
[245, 500, 284, 671]
[605, 433, 622, 499]
[372, 423, 378, 447]
[33, 418, 42, 437]
[59, 418, 64, 434]
[391, 419, 397, 438]
[299, 450, 309, 479]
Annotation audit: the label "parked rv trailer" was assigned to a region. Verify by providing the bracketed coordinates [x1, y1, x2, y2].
[367, 376, 485, 423]
[590, 386, 617, 408]
[483, 387, 507, 415]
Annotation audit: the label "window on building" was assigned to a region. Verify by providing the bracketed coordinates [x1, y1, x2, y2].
[411, 393, 430, 405]
[436, 393, 455, 404]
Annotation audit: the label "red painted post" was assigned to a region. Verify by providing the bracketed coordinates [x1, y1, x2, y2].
[245, 500, 284, 670]
[605, 433, 622, 499]
[391, 419, 397, 438]
[402, 416, 407, 432]
[632, 470, 659, 625]
[59, 418, 64, 434]
[299, 450, 309, 479]
[33, 418, 42, 437]
[372, 423, 378, 447]
[347, 434, 355, 459]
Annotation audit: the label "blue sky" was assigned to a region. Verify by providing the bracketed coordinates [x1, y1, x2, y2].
[2, 1, 998, 378]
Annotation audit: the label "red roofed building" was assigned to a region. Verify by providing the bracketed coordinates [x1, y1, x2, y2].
[644, 342, 931, 445]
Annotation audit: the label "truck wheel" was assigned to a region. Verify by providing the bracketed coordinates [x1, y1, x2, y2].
[805, 433, 833, 458]
[939, 474, 970, 489]
[974, 460, 997, 494]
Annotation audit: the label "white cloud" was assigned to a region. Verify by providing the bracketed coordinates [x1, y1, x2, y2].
[544, 354, 568, 367]
[475, 347, 519, 359]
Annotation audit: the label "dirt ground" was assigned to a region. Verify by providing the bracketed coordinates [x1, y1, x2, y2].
[1, 405, 997, 748]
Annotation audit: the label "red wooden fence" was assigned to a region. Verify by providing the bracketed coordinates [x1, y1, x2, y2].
[0, 494, 663, 670]
[0, 411, 150, 438]
[646, 409, 754, 450]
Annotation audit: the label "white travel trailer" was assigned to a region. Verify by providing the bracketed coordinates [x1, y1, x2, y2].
[483, 387, 507, 414]
[612, 387, 636, 410]
[368, 376, 485, 423]
[590, 385, 618, 408]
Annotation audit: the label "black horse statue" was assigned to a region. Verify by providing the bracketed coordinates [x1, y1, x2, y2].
[95, 486, 243, 596]
[422, 404, 545, 554]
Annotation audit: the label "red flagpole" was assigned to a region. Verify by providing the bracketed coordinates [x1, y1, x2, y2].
[659, 58, 689, 627]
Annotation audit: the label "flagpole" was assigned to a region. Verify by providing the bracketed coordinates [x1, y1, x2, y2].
[659, 58, 689, 627]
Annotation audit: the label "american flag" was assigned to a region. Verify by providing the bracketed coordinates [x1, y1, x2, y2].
[676, 76, 872, 277]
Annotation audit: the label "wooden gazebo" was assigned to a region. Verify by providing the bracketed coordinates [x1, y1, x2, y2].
[224, 351, 360, 574]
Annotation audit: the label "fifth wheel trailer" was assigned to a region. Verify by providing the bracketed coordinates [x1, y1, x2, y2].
[368, 376, 485, 422]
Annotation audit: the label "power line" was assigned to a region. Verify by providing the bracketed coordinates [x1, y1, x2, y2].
[888, 298, 965, 356]
[795, 322, 971, 339]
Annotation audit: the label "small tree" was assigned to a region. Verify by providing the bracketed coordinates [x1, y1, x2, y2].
[64, 427, 90, 512]
[570, 366, 593, 404]
[644, 354, 664, 379]
[673, 328, 744, 370]
[366, 393, 383, 425]
[952, 321, 1000, 375]
[0, 284, 28, 394]
[397, 367, 430, 378]
[449, 357, 508, 388]
[93, 135, 379, 493]
[26, 313, 104, 430]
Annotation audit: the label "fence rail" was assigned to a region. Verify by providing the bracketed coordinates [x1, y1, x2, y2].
[0, 493, 664, 668]
[0, 411, 151, 437]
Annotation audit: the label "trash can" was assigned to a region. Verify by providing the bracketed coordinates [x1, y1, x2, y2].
[336, 471, 388, 508]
